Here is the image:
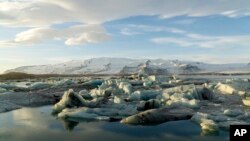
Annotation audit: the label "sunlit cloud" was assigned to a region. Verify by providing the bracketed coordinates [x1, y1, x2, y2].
[1, 0, 250, 27]
[120, 24, 186, 36]
[0, 24, 110, 46]
[152, 33, 250, 48]
[1, 0, 250, 46]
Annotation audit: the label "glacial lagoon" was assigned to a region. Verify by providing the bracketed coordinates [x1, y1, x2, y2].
[0, 106, 229, 141]
[1, 74, 250, 141]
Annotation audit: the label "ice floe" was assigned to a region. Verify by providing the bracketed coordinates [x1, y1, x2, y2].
[44, 74, 250, 135]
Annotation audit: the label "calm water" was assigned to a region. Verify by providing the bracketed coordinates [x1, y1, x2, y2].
[0, 106, 229, 141]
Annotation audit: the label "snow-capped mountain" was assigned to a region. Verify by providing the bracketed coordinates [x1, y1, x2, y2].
[4, 57, 250, 74]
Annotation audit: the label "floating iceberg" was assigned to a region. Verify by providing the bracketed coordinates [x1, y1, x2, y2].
[200, 119, 219, 136]
[47, 76, 250, 132]
[166, 98, 200, 109]
[53, 89, 87, 113]
[242, 97, 250, 106]
[121, 106, 194, 125]
[215, 83, 235, 95]
[129, 90, 161, 101]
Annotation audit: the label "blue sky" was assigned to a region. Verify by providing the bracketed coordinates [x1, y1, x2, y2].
[1, 0, 250, 73]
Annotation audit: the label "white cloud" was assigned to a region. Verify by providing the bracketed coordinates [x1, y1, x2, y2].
[0, 40, 18, 47]
[65, 32, 110, 45]
[120, 24, 186, 35]
[0, 24, 110, 47]
[1, 0, 250, 47]
[1, 0, 250, 27]
[123, 25, 250, 48]
[221, 9, 250, 18]
[14, 27, 55, 43]
[164, 54, 250, 64]
[152, 37, 195, 47]
[152, 33, 250, 48]
[120, 28, 141, 36]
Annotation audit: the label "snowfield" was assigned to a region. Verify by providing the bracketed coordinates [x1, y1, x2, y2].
[4, 57, 250, 75]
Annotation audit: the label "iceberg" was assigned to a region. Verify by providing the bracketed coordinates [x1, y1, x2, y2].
[129, 90, 161, 101]
[215, 83, 235, 95]
[52, 89, 87, 114]
[121, 106, 194, 125]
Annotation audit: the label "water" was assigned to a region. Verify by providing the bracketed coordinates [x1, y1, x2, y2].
[0, 106, 229, 141]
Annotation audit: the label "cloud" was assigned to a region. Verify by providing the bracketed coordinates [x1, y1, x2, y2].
[122, 24, 250, 49]
[1, 0, 250, 47]
[163, 54, 250, 64]
[0, 40, 18, 47]
[152, 33, 250, 48]
[120, 28, 141, 36]
[1, 0, 250, 27]
[220, 9, 250, 18]
[120, 24, 186, 35]
[172, 19, 197, 25]
[0, 24, 110, 46]
[65, 32, 110, 45]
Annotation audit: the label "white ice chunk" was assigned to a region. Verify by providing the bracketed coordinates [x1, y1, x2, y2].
[242, 96, 250, 106]
[167, 98, 200, 109]
[129, 90, 161, 101]
[191, 112, 209, 124]
[58, 104, 137, 120]
[191, 112, 219, 135]
[215, 82, 235, 95]
[200, 119, 219, 135]
[58, 108, 110, 121]
[114, 96, 125, 104]
[163, 84, 200, 100]
[148, 75, 169, 83]
[118, 82, 132, 94]
[53, 89, 87, 113]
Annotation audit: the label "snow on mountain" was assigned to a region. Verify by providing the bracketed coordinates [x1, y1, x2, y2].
[4, 57, 250, 74]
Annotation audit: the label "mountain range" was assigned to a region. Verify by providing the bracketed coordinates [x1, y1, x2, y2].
[5, 57, 250, 75]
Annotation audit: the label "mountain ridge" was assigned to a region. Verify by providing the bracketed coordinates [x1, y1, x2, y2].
[5, 57, 250, 75]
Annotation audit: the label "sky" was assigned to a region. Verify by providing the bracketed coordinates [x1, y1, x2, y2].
[1, 0, 250, 73]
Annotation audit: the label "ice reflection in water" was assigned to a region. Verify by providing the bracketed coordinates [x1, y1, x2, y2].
[0, 106, 229, 141]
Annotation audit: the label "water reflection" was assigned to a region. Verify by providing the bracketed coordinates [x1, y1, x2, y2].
[60, 119, 79, 131]
[0, 106, 229, 141]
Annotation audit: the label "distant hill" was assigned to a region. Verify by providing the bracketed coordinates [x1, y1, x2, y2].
[0, 72, 36, 80]
[0, 72, 69, 80]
